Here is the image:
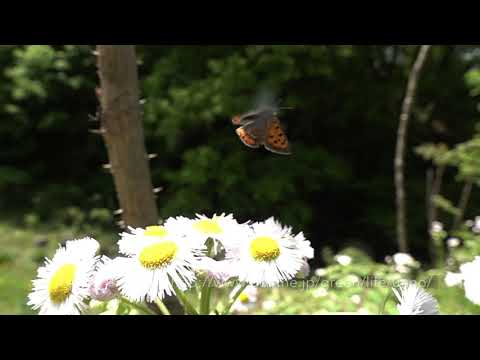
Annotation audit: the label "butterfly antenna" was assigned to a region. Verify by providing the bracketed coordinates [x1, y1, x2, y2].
[274, 97, 295, 111]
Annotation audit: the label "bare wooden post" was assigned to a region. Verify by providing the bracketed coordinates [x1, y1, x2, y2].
[96, 45, 184, 315]
[394, 45, 431, 253]
[96, 45, 159, 228]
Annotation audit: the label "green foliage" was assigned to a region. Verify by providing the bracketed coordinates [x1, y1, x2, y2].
[449, 136, 480, 183]
[4, 45, 480, 314]
[0, 45, 110, 217]
[1, 45, 480, 261]
[465, 67, 480, 96]
[415, 136, 480, 192]
[415, 142, 451, 165]
[432, 194, 460, 217]
[450, 224, 480, 265]
[139, 45, 478, 255]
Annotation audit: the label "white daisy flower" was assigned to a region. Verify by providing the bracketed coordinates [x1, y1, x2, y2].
[225, 217, 305, 287]
[392, 283, 439, 315]
[460, 257, 480, 305]
[393, 253, 417, 267]
[116, 225, 205, 303]
[447, 238, 461, 248]
[395, 265, 411, 274]
[473, 217, 480, 233]
[334, 254, 352, 266]
[312, 287, 328, 298]
[262, 299, 277, 311]
[265, 221, 314, 279]
[27, 237, 100, 315]
[287, 228, 314, 260]
[88, 256, 124, 301]
[444, 272, 463, 288]
[430, 221, 444, 234]
[314, 268, 327, 277]
[65, 237, 100, 259]
[165, 213, 245, 253]
[231, 285, 258, 313]
[351, 294, 362, 305]
[392, 253, 419, 274]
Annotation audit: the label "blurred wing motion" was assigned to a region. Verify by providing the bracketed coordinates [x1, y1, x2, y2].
[264, 117, 291, 155]
[232, 109, 264, 126]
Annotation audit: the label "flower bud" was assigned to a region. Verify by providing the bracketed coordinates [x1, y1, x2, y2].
[88, 256, 122, 301]
[195, 257, 237, 286]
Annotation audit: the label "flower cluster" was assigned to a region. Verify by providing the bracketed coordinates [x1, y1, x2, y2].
[385, 252, 420, 274]
[27, 214, 314, 315]
[445, 256, 480, 305]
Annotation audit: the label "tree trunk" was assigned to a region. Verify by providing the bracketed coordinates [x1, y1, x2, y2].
[96, 45, 159, 228]
[394, 45, 431, 253]
[96, 46, 185, 315]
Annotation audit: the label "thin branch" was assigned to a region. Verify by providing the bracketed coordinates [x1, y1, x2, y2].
[394, 45, 432, 253]
[427, 165, 445, 262]
[452, 179, 474, 230]
[430, 165, 445, 226]
[426, 168, 434, 228]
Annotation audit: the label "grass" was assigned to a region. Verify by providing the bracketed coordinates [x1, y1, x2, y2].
[0, 217, 116, 315]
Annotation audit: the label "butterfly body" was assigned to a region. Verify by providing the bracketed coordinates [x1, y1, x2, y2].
[232, 106, 291, 155]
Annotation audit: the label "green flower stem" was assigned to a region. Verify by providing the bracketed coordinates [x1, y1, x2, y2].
[155, 299, 171, 315]
[434, 234, 446, 268]
[121, 298, 157, 315]
[222, 283, 248, 315]
[200, 284, 213, 315]
[200, 239, 214, 315]
[172, 282, 198, 315]
[379, 290, 392, 315]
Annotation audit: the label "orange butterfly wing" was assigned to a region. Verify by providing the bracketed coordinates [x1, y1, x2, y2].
[264, 118, 291, 155]
[236, 127, 260, 148]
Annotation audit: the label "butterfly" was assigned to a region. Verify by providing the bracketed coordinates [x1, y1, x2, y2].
[231, 106, 291, 155]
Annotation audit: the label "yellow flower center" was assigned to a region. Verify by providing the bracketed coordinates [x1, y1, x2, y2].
[144, 226, 169, 238]
[48, 264, 77, 304]
[239, 293, 250, 304]
[250, 236, 281, 262]
[193, 218, 223, 235]
[139, 241, 178, 269]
